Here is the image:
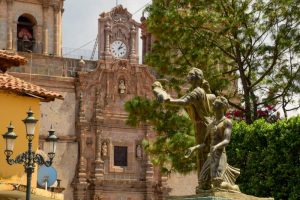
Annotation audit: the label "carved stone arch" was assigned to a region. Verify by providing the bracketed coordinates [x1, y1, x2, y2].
[15, 13, 40, 52]
[15, 12, 41, 25]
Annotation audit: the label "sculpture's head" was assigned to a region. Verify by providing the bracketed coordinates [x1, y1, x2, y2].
[213, 96, 229, 114]
[187, 68, 204, 86]
[152, 81, 163, 89]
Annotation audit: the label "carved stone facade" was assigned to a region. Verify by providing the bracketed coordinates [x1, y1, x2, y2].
[0, 0, 63, 56]
[71, 5, 168, 200]
[71, 58, 168, 199]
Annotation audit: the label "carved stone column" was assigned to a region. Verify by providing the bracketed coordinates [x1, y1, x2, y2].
[58, 4, 62, 56]
[145, 155, 155, 200]
[130, 25, 138, 63]
[73, 93, 88, 200]
[42, 3, 49, 55]
[6, 0, 13, 50]
[104, 22, 111, 59]
[94, 129, 104, 179]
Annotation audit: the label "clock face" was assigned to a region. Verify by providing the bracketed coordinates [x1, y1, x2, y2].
[111, 40, 127, 58]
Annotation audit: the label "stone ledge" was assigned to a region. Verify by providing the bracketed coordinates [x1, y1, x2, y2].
[168, 191, 274, 200]
[0, 183, 64, 200]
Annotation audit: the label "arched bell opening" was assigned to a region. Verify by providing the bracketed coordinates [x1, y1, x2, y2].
[17, 14, 37, 52]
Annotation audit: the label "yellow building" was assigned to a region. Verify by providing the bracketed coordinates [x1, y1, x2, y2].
[0, 50, 63, 199]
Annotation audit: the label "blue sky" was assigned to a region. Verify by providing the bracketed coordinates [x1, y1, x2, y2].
[62, 0, 151, 59]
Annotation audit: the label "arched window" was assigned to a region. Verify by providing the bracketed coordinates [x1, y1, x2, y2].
[17, 14, 36, 52]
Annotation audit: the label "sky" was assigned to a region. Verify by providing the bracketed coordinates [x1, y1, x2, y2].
[62, 0, 151, 59]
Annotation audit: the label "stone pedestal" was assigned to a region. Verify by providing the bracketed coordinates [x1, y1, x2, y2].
[168, 190, 274, 200]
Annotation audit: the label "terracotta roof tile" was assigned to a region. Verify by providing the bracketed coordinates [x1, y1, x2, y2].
[0, 50, 28, 72]
[0, 73, 63, 102]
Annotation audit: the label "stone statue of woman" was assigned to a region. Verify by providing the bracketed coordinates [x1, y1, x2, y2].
[153, 67, 216, 192]
[185, 96, 240, 192]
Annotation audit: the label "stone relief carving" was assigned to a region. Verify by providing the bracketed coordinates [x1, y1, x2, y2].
[136, 144, 142, 159]
[111, 5, 130, 23]
[119, 79, 126, 94]
[101, 141, 109, 157]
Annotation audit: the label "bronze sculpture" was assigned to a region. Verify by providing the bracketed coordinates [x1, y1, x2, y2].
[153, 68, 216, 191]
[185, 96, 240, 192]
[153, 68, 240, 193]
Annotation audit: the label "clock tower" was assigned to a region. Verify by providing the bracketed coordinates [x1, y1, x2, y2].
[72, 5, 167, 200]
[98, 5, 139, 63]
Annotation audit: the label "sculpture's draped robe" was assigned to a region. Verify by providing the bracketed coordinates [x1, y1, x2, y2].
[180, 87, 213, 179]
[199, 119, 240, 186]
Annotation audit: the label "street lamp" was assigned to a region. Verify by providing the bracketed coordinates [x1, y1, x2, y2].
[2, 108, 58, 200]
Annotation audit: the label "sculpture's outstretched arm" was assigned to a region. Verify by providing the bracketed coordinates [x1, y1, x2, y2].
[184, 143, 205, 158]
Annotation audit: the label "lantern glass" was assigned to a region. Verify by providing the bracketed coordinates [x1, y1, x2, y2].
[48, 140, 57, 154]
[25, 122, 36, 136]
[5, 137, 16, 152]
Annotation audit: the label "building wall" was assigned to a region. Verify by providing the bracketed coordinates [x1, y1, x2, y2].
[0, 0, 63, 56]
[0, 91, 40, 188]
[0, 1, 7, 49]
[40, 92, 77, 200]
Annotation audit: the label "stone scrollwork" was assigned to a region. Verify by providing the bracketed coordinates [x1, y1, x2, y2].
[111, 5, 130, 23]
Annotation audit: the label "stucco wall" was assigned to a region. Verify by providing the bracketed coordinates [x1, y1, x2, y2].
[0, 91, 40, 187]
[40, 91, 77, 200]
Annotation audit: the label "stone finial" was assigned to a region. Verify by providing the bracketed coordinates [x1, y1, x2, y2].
[79, 56, 86, 70]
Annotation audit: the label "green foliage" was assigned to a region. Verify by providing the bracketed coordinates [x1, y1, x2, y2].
[145, 0, 300, 122]
[227, 116, 300, 200]
[125, 96, 300, 198]
[125, 96, 196, 173]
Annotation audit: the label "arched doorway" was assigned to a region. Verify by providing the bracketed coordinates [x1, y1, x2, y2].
[17, 14, 37, 52]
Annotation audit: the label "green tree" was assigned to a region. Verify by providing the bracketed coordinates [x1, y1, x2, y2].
[145, 0, 300, 123]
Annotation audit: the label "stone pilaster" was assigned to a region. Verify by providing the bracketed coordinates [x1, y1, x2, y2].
[104, 22, 111, 60]
[130, 25, 138, 63]
[94, 128, 104, 179]
[73, 93, 88, 200]
[145, 155, 155, 200]
[53, 4, 60, 56]
[58, 3, 63, 56]
[6, 0, 13, 50]
[42, 3, 49, 55]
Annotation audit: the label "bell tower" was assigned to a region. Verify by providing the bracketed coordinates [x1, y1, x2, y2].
[0, 0, 64, 56]
[98, 5, 139, 63]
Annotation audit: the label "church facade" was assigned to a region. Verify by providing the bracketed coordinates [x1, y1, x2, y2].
[0, 1, 197, 199]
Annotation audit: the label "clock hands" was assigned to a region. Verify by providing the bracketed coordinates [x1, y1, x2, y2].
[118, 44, 124, 50]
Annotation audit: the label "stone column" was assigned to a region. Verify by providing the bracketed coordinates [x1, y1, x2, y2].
[53, 4, 60, 56]
[104, 22, 111, 59]
[94, 128, 104, 179]
[58, 6, 62, 56]
[12, 20, 17, 50]
[6, 0, 13, 50]
[42, 4, 49, 55]
[130, 25, 137, 63]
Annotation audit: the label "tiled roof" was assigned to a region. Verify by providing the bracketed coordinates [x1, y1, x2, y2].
[0, 73, 63, 102]
[0, 50, 28, 72]
[0, 50, 63, 101]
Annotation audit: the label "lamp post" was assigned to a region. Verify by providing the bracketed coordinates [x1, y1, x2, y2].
[2, 108, 58, 200]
